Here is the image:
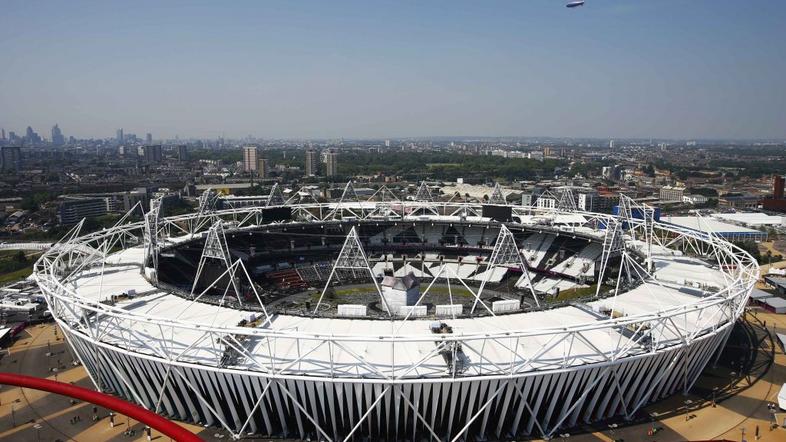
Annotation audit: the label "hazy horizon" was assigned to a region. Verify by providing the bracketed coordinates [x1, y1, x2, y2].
[1, 0, 785, 140]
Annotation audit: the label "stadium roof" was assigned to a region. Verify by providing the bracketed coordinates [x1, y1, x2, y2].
[711, 212, 785, 227]
[63, 239, 734, 377]
[662, 215, 766, 240]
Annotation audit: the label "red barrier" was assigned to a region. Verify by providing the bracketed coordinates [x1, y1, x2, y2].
[0, 373, 203, 442]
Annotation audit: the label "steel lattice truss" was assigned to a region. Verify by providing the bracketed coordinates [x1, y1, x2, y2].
[33, 198, 758, 441]
[488, 183, 506, 204]
[267, 183, 286, 207]
[415, 181, 434, 202]
[314, 226, 390, 314]
[473, 224, 539, 311]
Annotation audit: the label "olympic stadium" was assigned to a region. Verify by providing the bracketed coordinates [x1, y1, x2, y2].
[32, 183, 758, 441]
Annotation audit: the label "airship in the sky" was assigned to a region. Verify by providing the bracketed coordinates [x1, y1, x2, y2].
[566, 1, 585, 7]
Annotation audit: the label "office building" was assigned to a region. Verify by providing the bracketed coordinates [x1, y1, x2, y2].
[58, 198, 109, 225]
[305, 149, 318, 176]
[659, 185, 685, 203]
[243, 146, 259, 172]
[116, 128, 124, 143]
[146, 133, 153, 144]
[325, 150, 338, 177]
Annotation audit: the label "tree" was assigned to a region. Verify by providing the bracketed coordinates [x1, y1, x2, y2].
[13, 251, 27, 264]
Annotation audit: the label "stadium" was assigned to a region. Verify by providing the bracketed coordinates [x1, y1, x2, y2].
[32, 183, 758, 441]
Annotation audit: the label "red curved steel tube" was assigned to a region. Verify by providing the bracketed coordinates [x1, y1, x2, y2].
[0, 372, 203, 442]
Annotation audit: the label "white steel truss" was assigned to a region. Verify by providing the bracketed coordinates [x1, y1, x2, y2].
[595, 218, 626, 298]
[143, 197, 162, 280]
[472, 224, 539, 312]
[314, 226, 391, 315]
[415, 181, 433, 202]
[198, 188, 219, 215]
[618, 194, 657, 270]
[191, 221, 243, 304]
[328, 181, 362, 220]
[365, 185, 400, 203]
[556, 186, 577, 212]
[488, 183, 506, 205]
[266, 183, 286, 207]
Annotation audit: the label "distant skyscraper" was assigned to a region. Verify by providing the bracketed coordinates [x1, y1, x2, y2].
[609, 140, 615, 149]
[305, 149, 318, 176]
[325, 150, 338, 177]
[25, 126, 41, 144]
[177, 145, 189, 162]
[146, 133, 153, 144]
[257, 158, 269, 178]
[117, 128, 124, 143]
[243, 146, 259, 172]
[384, 139, 391, 147]
[51, 124, 65, 146]
[1, 129, 5, 140]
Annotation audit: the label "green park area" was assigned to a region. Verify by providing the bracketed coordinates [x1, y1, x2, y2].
[0, 250, 38, 284]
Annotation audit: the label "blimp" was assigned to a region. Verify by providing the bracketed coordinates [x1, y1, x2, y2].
[566, 0, 585, 7]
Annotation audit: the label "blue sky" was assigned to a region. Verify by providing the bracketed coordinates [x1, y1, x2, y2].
[1, 0, 784, 140]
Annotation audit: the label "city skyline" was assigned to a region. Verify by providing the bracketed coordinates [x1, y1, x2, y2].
[0, 1, 784, 140]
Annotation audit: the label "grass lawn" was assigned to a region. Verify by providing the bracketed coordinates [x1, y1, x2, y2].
[0, 266, 34, 284]
[554, 284, 604, 301]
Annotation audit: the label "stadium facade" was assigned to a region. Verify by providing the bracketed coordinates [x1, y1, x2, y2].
[33, 185, 757, 441]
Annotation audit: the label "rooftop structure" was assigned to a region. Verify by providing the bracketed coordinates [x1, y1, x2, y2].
[662, 214, 767, 241]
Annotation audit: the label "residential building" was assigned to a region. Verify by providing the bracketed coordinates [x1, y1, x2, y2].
[1, 146, 22, 171]
[305, 149, 318, 176]
[141, 145, 163, 164]
[243, 146, 259, 172]
[177, 145, 189, 162]
[257, 158, 269, 178]
[325, 150, 338, 177]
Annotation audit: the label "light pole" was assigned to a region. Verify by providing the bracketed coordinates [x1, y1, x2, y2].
[33, 423, 42, 442]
